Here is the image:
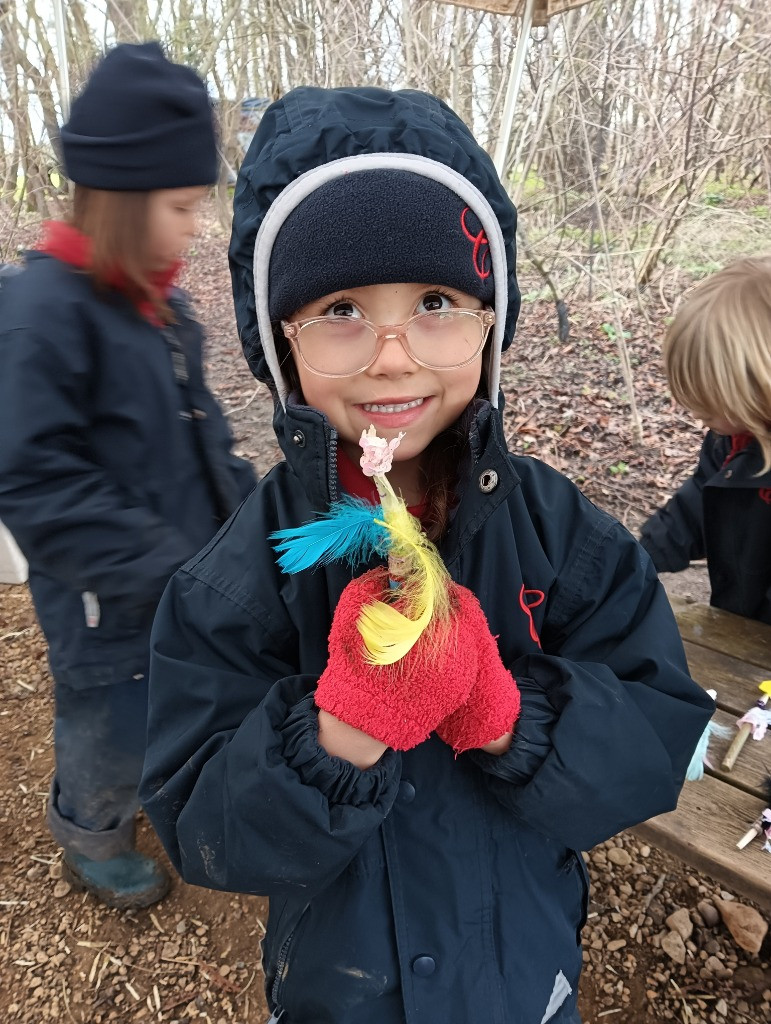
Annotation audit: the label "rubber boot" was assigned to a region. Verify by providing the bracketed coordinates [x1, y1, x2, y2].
[61, 850, 170, 910]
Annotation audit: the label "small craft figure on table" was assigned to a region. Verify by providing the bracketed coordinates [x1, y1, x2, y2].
[722, 680, 771, 771]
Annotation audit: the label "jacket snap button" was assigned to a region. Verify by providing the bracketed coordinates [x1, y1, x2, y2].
[724, 469, 732, 479]
[478, 469, 498, 493]
[398, 781, 416, 803]
[412, 956, 436, 977]
[292, 430, 306, 447]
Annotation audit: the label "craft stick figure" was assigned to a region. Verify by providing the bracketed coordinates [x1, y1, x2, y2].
[721, 679, 771, 771]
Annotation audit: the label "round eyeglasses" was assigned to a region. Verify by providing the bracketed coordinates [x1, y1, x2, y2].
[281, 308, 495, 378]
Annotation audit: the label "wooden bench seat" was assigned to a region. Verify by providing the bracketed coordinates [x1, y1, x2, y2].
[631, 596, 771, 909]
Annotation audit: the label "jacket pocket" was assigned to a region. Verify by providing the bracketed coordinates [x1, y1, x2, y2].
[40, 587, 152, 688]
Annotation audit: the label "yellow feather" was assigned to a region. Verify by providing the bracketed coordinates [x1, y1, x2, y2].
[358, 600, 428, 664]
[356, 496, 452, 665]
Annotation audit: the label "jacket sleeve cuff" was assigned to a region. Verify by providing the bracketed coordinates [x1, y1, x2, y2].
[280, 691, 400, 806]
[469, 676, 556, 785]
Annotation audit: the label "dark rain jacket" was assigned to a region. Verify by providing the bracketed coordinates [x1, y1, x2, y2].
[140, 88, 713, 1024]
[640, 431, 771, 623]
[0, 253, 256, 687]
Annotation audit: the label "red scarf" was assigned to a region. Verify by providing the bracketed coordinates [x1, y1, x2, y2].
[40, 220, 180, 325]
[723, 432, 754, 466]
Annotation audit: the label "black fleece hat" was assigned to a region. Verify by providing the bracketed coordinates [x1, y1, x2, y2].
[268, 170, 495, 321]
[60, 42, 218, 190]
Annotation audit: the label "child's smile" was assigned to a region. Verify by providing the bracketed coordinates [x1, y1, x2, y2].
[358, 395, 431, 429]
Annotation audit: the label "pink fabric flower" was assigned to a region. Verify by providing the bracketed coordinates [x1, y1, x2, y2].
[359, 427, 405, 477]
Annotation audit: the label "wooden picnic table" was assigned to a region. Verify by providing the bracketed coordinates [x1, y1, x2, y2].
[633, 596, 771, 909]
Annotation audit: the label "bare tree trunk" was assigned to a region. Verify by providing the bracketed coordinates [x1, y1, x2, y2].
[107, 0, 150, 43]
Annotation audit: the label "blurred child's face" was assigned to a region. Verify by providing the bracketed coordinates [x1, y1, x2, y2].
[692, 410, 746, 436]
[146, 186, 207, 270]
[284, 282, 485, 486]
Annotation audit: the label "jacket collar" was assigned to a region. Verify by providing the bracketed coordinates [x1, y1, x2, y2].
[274, 391, 520, 563]
[441, 396, 519, 569]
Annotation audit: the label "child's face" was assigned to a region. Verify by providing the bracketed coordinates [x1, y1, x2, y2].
[692, 410, 746, 436]
[284, 282, 486, 470]
[145, 186, 207, 270]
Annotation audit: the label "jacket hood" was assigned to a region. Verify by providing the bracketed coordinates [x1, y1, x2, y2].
[229, 87, 520, 408]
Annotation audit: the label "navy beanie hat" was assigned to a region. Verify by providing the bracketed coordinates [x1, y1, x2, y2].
[60, 42, 218, 190]
[268, 170, 495, 322]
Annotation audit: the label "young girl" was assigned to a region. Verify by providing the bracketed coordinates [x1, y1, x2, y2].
[0, 43, 255, 909]
[141, 87, 712, 1023]
[641, 257, 771, 623]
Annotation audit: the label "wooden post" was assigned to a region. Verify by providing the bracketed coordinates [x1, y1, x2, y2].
[492, 0, 536, 178]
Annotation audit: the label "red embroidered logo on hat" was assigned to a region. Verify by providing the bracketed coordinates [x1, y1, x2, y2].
[461, 208, 491, 281]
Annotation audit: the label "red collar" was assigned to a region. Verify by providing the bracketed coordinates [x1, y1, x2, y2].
[39, 220, 181, 324]
[723, 432, 754, 466]
[337, 448, 426, 521]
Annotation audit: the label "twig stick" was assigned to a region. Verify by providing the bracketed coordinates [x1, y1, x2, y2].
[721, 722, 752, 771]
[61, 978, 79, 1024]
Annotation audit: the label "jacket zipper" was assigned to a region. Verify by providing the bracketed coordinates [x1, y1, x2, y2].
[270, 904, 309, 1015]
[328, 425, 339, 503]
[270, 930, 294, 1007]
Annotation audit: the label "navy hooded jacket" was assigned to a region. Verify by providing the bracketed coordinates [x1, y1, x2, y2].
[0, 255, 256, 687]
[641, 430, 771, 623]
[140, 88, 713, 1024]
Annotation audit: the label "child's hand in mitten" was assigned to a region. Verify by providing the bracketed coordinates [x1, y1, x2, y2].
[436, 589, 521, 754]
[315, 567, 478, 750]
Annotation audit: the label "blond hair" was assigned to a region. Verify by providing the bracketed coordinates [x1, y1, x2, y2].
[664, 256, 771, 471]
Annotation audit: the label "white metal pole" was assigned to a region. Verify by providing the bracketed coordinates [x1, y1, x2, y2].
[53, 0, 70, 121]
[492, 0, 536, 180]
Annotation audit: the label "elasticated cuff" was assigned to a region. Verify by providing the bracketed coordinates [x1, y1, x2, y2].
[281, 692, 399, 805]
[469, 677, 556, 783]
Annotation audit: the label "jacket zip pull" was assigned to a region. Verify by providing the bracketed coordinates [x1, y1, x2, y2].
[265, 1009, 285, 1023]
[82, 591, 100, 628]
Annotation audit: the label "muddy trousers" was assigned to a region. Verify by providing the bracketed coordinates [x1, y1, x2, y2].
[47, 673, 149, 860]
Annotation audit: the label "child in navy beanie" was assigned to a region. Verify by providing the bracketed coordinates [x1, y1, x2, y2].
[0, 42, 256, 910]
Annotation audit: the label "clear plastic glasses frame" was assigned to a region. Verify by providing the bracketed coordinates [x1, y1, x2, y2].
[281, 308, 496, 378]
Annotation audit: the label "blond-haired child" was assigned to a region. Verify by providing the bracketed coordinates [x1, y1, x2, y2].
[641, 256, 771, 621]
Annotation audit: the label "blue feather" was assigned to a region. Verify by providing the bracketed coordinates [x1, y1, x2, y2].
[270, 497, 387, 573]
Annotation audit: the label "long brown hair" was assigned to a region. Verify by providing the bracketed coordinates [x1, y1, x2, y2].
[71, 186, 173, 323]
[273, 324, 484, 541]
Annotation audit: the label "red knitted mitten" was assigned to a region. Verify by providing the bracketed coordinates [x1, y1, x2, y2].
[436, 591, 521, 753]
[315, 567, 479, 750]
